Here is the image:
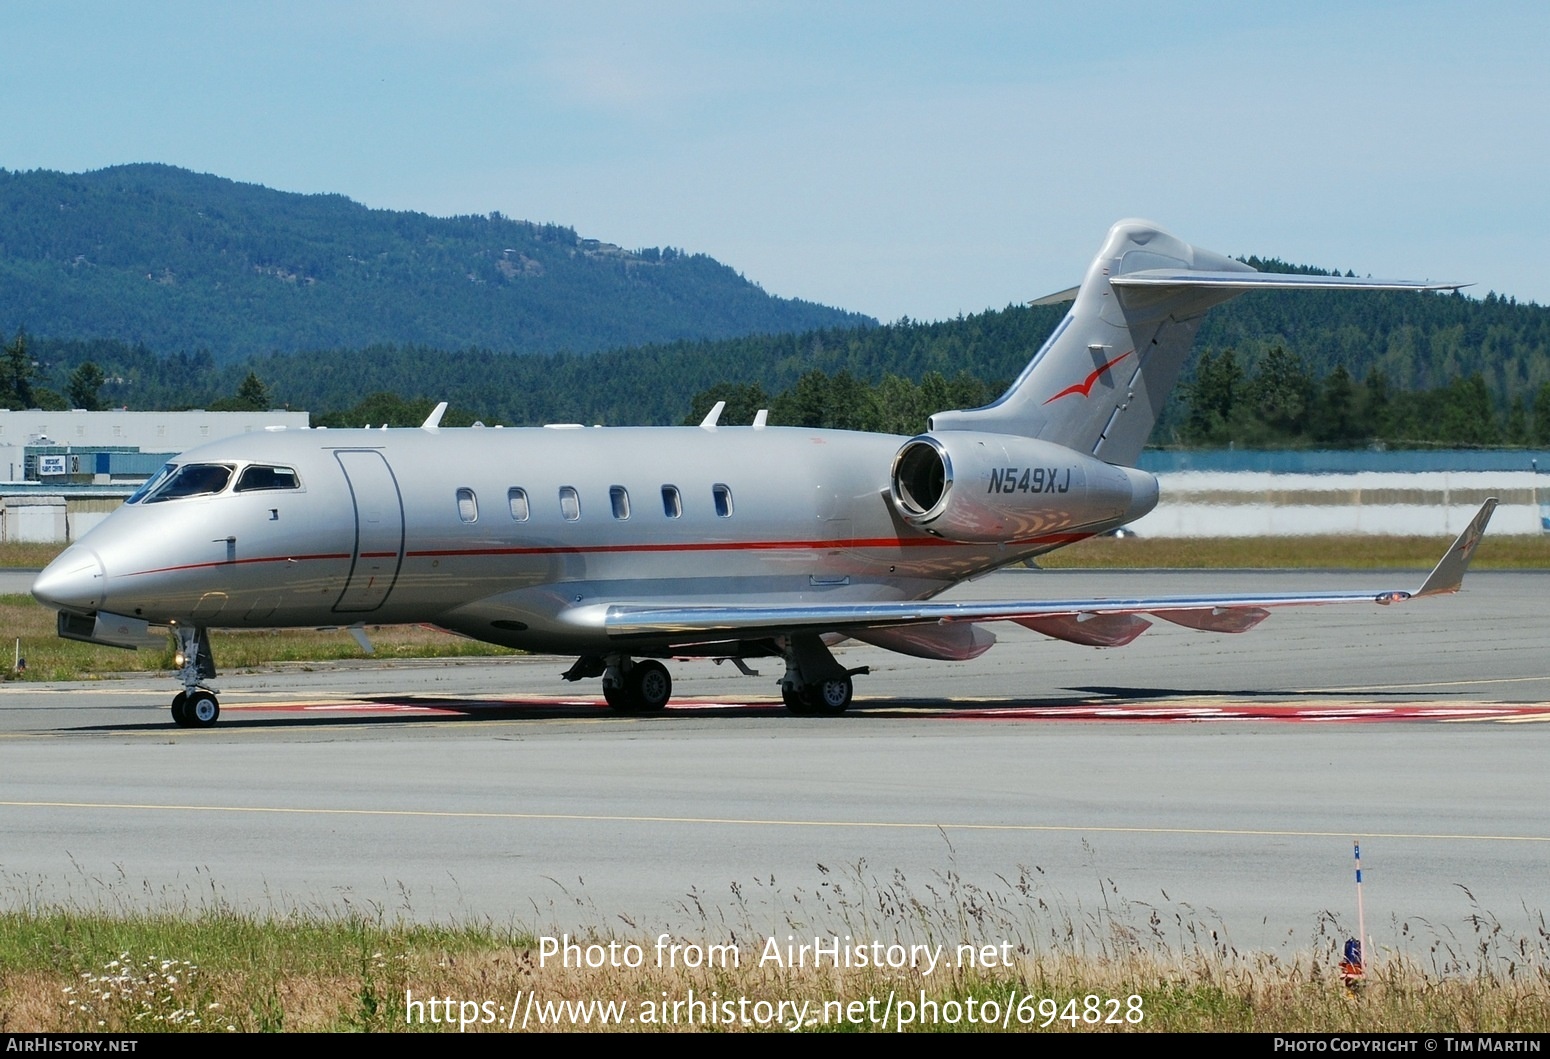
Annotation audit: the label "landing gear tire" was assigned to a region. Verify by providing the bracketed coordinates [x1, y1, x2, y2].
[604, 660, 672, 713]
[807, 675, 853, 714]
[782, 683, 811, 714]
[187, 691, 220, 727]
[171, 689, 219, 727]
[783, 674, 852, 715]
[625, 660, 671, 712]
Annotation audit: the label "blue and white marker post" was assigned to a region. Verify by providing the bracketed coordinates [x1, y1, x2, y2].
[1341, 842, 1367, 989]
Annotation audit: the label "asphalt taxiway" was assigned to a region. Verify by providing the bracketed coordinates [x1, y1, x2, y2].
[2, 569, 1546, 957]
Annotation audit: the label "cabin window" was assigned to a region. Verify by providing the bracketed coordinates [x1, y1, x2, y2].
[559, 486, 580, 521]
[456, 487, 478, 523]
[235, 465, 300, 492]
[141, 463, 233, 503]
[508, 487, 530, 522]
[661, 485, 682, 518]
[610, 486, 630, 520]
[713, 483, 734, 517]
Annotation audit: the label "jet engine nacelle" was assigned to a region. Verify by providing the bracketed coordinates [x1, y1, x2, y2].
[889, 432, 1158, 542]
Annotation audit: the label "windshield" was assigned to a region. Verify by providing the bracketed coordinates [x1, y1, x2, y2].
[125, 464, 175, 504]
[140, 463, 234, 503]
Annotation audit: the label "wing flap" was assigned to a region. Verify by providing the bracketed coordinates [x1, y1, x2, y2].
[1151, 607, 1271, 634]
[1015, 612, 1152, 648]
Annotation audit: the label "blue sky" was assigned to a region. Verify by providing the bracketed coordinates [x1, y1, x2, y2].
[5, 2, 1547, 322]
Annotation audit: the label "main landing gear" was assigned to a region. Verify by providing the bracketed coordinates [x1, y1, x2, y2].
[168, 626, 220, 728]
[564, 654, 673, 713]
[603, 658, 672, 713]
[779, 634, 867, 716]
[562, 635, 867, 716]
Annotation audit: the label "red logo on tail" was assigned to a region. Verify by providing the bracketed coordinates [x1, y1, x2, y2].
[1043, 351, 1133, 404]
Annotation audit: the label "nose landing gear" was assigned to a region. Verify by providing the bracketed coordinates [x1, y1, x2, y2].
[169, 627, 220, 728]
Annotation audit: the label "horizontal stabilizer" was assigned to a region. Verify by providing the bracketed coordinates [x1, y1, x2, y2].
[1028, 285, 1080, 306]
[1111, 270, 1467, 294]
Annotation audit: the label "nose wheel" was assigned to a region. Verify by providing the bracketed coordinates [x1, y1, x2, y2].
[170, 689, 221, 728]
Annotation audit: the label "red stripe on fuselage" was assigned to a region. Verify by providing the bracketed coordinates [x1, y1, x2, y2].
[118, 532, 1091, 580]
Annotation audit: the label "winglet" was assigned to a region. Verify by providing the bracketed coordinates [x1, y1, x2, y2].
[420, 401, 448, 432]
[1413, 498, 1497, 597]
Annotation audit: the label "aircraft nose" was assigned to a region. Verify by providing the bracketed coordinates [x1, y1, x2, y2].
[32, 547, 107, 612]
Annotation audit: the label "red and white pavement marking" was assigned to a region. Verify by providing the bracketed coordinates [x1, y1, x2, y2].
[213, 697, 1550, 724]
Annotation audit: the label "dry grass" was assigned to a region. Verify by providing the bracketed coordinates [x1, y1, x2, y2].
[0, 593, 515, 682]
[0, 541, 68, 569]
[2, 864, 1545, 1033]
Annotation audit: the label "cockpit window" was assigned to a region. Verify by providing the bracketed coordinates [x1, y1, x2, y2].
[126, 464, 175, 504]
[235, 465, 301, 492]
[140, 463, 234, 503]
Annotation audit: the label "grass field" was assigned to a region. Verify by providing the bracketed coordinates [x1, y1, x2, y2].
[0, 593, 517, 683]
[2, 873, 1544, 1033]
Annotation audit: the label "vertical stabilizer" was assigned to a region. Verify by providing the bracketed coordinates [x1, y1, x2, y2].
[930, 220, 1251, 466]
[930, 220, 1462, 468]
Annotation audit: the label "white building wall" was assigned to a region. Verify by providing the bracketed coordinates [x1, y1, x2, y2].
[0, 409, 309, 455]
[1130, 471, 1545, 536]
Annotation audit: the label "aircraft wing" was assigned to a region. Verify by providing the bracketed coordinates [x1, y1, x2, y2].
[599, 499, 1496, 647]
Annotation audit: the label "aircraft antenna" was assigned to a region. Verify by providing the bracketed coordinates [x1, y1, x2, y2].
[421, 401, 448, 432]
[699, 401, 726, 429]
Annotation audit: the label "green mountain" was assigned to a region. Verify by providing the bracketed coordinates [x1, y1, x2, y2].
[0, 164, 872, 359]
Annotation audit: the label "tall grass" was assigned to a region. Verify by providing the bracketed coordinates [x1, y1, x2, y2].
[3, 861, 1544, 1032]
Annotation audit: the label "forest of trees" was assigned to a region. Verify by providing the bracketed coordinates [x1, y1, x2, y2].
[14, 317, 1550, 448]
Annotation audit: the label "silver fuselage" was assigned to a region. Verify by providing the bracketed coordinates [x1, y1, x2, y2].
[37, 424, 1111, 655]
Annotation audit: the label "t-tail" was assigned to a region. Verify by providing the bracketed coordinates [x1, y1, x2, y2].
[929, 219, 1464, 468]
